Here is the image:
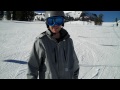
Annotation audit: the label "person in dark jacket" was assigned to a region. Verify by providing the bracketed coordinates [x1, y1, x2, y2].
[27, 11, 79, 79]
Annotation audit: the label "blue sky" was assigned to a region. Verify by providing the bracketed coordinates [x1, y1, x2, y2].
[35, 11, 120, 22]
[89, 11, 120, 22]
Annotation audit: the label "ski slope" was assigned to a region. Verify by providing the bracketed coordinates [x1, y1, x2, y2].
[0, 20, 120, 79]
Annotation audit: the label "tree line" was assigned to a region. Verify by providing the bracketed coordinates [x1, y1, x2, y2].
[0, 11, 35, 21]
[79, 12, 104, 25]
[65, 12, 104, 25]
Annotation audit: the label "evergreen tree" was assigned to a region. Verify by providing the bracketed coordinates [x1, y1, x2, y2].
[98, 14, 103, 25]
[28, 11, 35, 21]
[93, 14, 103, 25]
[0, 11, 4, 20]
[12, 11, 35, 21]
[80, 12, 86, 21]
[94, 14, 98, 25]
[12, 11, 16, 20]
[6, 11, 11, 20]
[15, 11, 23, 21]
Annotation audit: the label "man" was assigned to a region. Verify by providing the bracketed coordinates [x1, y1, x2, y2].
[27, 11, 79, 79]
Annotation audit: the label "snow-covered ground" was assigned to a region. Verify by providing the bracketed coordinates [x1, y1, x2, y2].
[0, 20, 120, 79]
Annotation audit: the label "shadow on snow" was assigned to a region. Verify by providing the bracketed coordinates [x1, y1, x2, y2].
[100, 44, 119, 47]
[3, 59, 28, 64]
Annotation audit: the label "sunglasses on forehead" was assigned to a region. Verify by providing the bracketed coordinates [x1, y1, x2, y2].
[46, 16, 64, 26]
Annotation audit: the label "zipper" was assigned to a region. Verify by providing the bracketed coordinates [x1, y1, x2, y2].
[57, 43, 59, 78]
[54, 48, 57, 63]
[63, 48, 66, 62]
[56, 42, 61, 78]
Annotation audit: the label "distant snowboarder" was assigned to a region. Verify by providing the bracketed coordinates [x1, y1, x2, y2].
[115, 18, 118, 27]
[116, 23, 118, 26]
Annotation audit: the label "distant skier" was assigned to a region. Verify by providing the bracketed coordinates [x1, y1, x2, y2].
[116, 23, 118, 26]
[27, 11, 79, 79]
[115, 18, 118, 27]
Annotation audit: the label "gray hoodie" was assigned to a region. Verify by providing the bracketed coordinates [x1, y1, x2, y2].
[27, 28, 79, 79]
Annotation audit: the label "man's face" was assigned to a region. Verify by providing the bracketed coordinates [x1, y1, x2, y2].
[49, 25, 62, 34]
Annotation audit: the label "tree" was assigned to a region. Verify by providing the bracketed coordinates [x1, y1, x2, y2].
[12, 11, 35, 21]
[15, 11, 23, 21]
[80, 12, 86, 21]
[6, 11, 12, 20]
[0, 11, 4, 20]
[12, 11, 16, 20]
[93, 14, 103, 25]
[98, 14, 103, 25]
[93, 14, 98, 25]
[27, 11, 34, 21]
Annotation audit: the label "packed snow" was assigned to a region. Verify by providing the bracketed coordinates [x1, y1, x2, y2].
[0, 20, 120, 79]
